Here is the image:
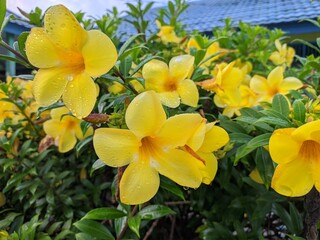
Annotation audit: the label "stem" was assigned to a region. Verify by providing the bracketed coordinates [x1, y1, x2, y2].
[304, 187, 320, 240]
[0, 40, 30, 64]
[116, 205, 139, 240]
[143, 219, 159, 240]
[113, 67, 139, 95]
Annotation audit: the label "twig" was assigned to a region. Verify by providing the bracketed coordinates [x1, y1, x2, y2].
[164, 201, 192, 206]
[143, 219, 159, 240]
[169, 215, 176, 240]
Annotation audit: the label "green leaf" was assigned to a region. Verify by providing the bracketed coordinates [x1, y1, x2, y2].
[82, 208, 126, 220]
[119, 56, 132, 77]
[272, 94, 290, 117]
[229, 133, 253, 144]
[254, 147, 274, 188]
[0, 0, 6, 34]
[292, 100, 306, 123]
[75, 136, 93, 158]
[0, 212, 21, 229]
[219, 119, 247, 134]
[91, 159, 106, 175]
[239, 107, 263, 118]
[160, 177, 185, 200]
[127, 215, 141, 237]
[236, 116, 273, 132]
[257, 116, 292, 127]
[118, 33, 144, 57]
[17, 32, 29, 58]
[235, 133, 272, 162]
[138, 205, 175, 220]
[288, 202, 303, 235]
[74, 219, 114, 240]
[0, 54, 30, 67]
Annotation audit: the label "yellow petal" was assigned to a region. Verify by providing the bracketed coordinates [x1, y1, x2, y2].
[278, 77, 302, 94]
[169, 55, 194, 82]
[222, 67, 243, 89]
[292, 120, 320, 142]
[43, 120, 63, 137]
[26, 28, 61, 68]
[269, 128, 300, 164]
[267, 67, 283, 88]
[198, 124, 229, 153]
[269, 52, 283, 65]
[126, 91, 166, 138]
[271, 158, 313, 197]
[186, 120, 206, 151]
[50, 106, 69, 119]
[62, 73, 97, 118]
[156, 149, 203, 188]
[249, 168, 264, 184]
[120, 160, 160, 205]
[143, 60, 169, 92]
[250, 75, 268, 94]
[177, 79, 199, 107]
[58, 130, 77, 153]
[33, 68, 69, 106]
[82, 30, 118, 77]
[44, 5, 87, 50]
[157, 114, 204, 148]
[198, 152, 217, 184]
[157, 91, 179, 108]
[93, 128, 140, 167]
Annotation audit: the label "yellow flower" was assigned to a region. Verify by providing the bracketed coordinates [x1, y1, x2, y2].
[142, 55, 199, 108]
[93, 91, 206, 204]
[43, 106, 93, 153]
[0, 230, 9, 240]
[0, 91, 22, 124]
[214, 85, 257, 117]
[250, 66, 302, 103]
[269, 39, 295, 67]
[25, 5, 118, 118]
[186, 121, 229, 184]
[197, 61, 244, 94]
[269, 120, 320, 196]
[156, 20, 181, 44]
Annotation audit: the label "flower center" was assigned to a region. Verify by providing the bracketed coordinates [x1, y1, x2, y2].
[164, 79, 178, 91]
[140, 137, 162, 164]
[299, 140, 320, 162]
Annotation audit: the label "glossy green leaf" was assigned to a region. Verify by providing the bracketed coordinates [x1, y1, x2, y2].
[127, 215, 141, 237]
[82, 208, 126, 220]
[292, 100, 306, 123]
[160, 176, 185, 200]
[272, 94, 290, 117]
[235, 133, 272, 162]
[74, 219, 114, 240]
[138, 205, 175, 220]
[0, 0, 6, 34]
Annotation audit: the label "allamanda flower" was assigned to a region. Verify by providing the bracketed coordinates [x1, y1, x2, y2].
[26, 5, 117, 118]
[186, 121, 229, 184]
[43, 106, 93, 153]
[156, 20, 181, 44]
[250, 66, 302, 103]
[93, 91, 206, 204]
[142, 55, 198, 108]
[269, 120, 320, 196]
[269, 39, 295, 67]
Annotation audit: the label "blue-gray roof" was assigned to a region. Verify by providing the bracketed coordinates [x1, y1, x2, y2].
[4, 10, 33, 35]
[118, 0, 320, 38]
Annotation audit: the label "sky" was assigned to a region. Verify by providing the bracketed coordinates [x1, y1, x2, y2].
[7, 0, 170, 17]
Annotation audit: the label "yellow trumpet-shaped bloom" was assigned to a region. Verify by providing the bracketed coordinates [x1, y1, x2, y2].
[197, 61, 244, 94]
[269, 120, 320, 196]
[142, 55, 199, 108]
[187, 121, 229, 184]
[26, 5, 118, 118]
[250, 66, 302, 103]
[43, 106, 93, 153]
[93, 91, 207, 204]
[269, 39, 295, 67]
[156, 20, 181, 44]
